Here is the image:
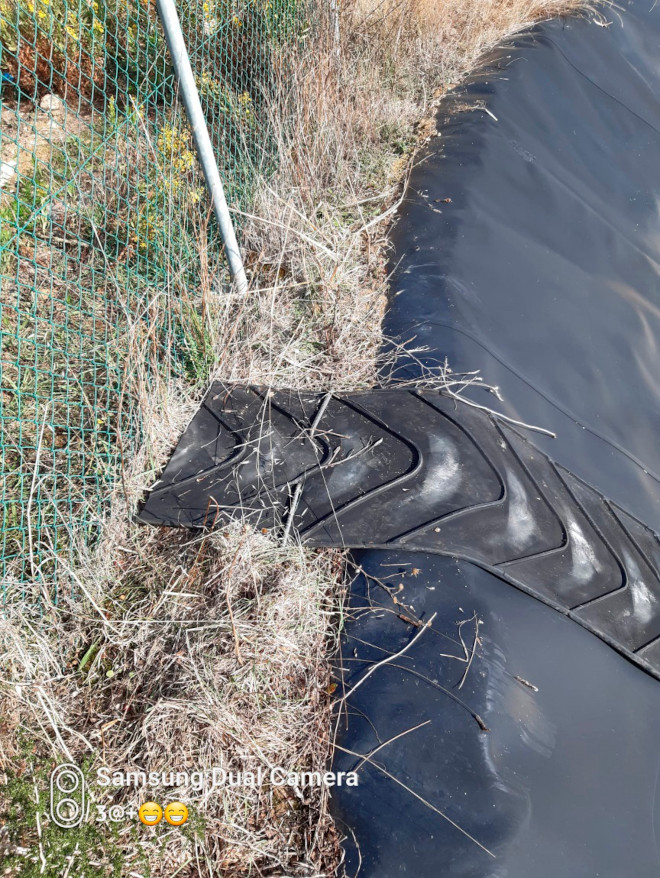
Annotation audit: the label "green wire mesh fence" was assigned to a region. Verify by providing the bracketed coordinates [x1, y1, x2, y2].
[0, 0, 308, 584]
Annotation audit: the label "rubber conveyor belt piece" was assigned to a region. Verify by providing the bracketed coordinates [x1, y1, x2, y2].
[139, 383, 660, 680]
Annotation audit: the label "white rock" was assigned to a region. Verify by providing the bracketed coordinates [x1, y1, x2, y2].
[0, 159, 16, 190]
[39, 93, 66, 122]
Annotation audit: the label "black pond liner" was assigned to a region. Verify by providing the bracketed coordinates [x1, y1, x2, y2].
[332, 2, 660, 873]
[139, 0, 660, 874]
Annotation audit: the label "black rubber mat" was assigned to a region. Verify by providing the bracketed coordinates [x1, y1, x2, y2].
[139, 383, 660, 680]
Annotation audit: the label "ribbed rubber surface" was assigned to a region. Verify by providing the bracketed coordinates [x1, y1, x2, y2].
[139, 383, 660, 679]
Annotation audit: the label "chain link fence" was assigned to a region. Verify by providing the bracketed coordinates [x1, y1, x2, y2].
[0, 0, 307, 584]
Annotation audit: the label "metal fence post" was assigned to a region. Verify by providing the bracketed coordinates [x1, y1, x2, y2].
[329, 0, 341, 63]
[155, 0, 249, 294]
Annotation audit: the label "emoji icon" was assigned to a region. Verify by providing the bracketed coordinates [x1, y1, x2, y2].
[138, 801, 163, 826]
[164, 801, 188, 826]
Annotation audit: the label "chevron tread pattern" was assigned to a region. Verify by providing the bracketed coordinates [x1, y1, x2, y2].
[139, 383, 660, 680]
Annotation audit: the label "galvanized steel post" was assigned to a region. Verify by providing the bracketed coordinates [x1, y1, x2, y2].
[156, 0, 249, 294]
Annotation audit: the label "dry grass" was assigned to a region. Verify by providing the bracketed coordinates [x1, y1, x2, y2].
[1, 520, 344, 875]
[1, 0, 595, 875]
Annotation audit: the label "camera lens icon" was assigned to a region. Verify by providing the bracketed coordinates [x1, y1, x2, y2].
[55, 798, 80, 824]
[55, 769, 79, 793]
[50, 764, 86, 829]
